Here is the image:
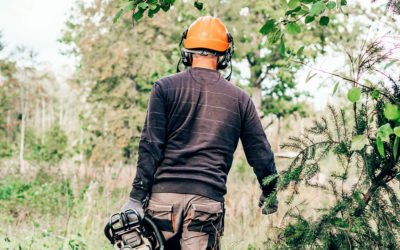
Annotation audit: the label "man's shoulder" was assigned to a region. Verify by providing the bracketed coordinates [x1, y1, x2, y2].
[156, 71, 188, 86]
[218, 78, 251, 102]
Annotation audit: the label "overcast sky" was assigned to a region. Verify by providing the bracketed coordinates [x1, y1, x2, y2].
[0, 0, 397, 110]
[0, 0, 76, 72]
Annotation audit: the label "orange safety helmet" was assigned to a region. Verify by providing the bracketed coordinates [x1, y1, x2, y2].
[184, 16, 230, 52]
[177, 16, 235, 80]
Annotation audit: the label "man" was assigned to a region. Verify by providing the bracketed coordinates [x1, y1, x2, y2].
[123, 16, 278, 249]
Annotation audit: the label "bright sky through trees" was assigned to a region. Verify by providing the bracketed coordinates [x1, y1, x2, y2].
[0, 0, 75, 72]
[0, 0, 397, 110]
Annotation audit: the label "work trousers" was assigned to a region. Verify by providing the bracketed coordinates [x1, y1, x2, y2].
[146, 193, 225, 250]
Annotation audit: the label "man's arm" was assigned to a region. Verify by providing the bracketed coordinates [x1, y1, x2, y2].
[240, 96, 277, 198]
[129, 82, 167, 202]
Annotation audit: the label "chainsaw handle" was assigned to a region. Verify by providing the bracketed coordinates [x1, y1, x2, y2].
[104, 222, 114, 244]
[143, 215, 165, 250]
[104, 213, 165, 250]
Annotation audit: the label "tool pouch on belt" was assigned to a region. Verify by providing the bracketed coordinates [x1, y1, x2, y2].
[188, 202, 224, 249]
[146, 202, 174, 233]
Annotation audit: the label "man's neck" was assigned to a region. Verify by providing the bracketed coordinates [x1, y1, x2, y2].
[191, 56, 218, 70]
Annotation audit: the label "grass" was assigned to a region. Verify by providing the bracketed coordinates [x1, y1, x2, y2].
[0, 155, 336, 250]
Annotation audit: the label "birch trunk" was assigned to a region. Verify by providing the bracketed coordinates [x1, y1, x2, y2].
[19, 87, 25, 172]
[42, 98, 45, 144]
[251, 85, 262, 117]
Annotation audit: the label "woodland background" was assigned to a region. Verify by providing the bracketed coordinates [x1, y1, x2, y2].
[1, 0, 400, 249]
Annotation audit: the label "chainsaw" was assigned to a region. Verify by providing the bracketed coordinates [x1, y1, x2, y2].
[104, 209, 165, 250]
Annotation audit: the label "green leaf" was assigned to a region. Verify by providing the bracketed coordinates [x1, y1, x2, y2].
[326, 1, 336, 9]
[267, 29, 281, 44]
[296, 46, 305, 57]
[279, 36, 286, 57]
[160, 4, 171, 12]
[194, 1, 203, 10]
[124, 3, 135, 11]
[394, 136, 399, 159]
[297, 9, 308, 15]
[148, 5, 161, 17]
[384, 103, 400, 120]
[286, 6, 302, 16]
[377, 136, 385, 157]
[332, 82, 339, 95]
[305, 71, 317, 83]
[319, 16, 330, 26]
[300, 0, 313, 3]
[347, 87, 361, 103]
[132, 8, 145, 21]
[351, 135, 368, 151]
[378, 123, 394, 142]
[309, 1, 326, 16]
[288, 0, 300, 9]
[305, 15, 315, 24]
[149, 4, 159, 10]
[341, 0, 347, 6]
[138, 2, 148, 9]
[384, 59, 397, 69]
[371, 89, 380, 100]
[369, 115, 374, 124]
[113, 9, 124, 23]
[286, 22, 301, 35]
[260, 19, 276, 35]
[394, 126, 400, 137]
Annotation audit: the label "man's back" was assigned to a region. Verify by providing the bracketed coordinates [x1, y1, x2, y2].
[133, 67, 276, 203]
[124, 16, 277, 250]
[152, 67, 244, 201]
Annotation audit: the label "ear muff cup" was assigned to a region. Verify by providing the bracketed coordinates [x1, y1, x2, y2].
[217, 52, 230, 70]
[217, 33, 233, 70]
[180, 29, 192, 67]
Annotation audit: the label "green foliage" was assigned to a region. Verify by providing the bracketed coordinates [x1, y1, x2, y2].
[285, 22, 301, 35]
[0, 55, 18, 159]
[194, 0, 203, 10]
[350, 134, 368, 151]
[260, 19, 277, 35]
[0, 132, 15, 159]
[114, 0, 176, 22]
[384, 103, 400, 120]
[276, 39, 400, 248]
[24, 125, 68, 165]
[347, 87, 361, 102]
[319, 16, 330, 26]
[0, 173, 74, 215]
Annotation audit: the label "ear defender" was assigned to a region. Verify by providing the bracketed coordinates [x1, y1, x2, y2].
[180, 29, 192, 67]
[217, 33, 234, 70]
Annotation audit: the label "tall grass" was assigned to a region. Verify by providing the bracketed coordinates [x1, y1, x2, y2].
[0, 155, 334, 250]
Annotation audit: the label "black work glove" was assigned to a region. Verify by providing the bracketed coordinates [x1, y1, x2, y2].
[121, 197, 145, 219]
[258, 193, 278, 215]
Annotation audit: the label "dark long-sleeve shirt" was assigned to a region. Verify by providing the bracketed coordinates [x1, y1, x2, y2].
[130, 67, 277, 202]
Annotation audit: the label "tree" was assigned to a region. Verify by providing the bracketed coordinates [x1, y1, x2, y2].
[109, 0, 400, 248]
[261, 32, 400, 247]
[0, 34, 18, 158]
[61, 0, 189, 165]
[111, 0, 363, 151]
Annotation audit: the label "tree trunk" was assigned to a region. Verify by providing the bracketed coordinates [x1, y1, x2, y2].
[276, 117, 281, 153]
[42, 98, 45, 144]
[6, 110, 10, 141]
[252, 85, 262, 116]
[19, 87, 25, 172]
